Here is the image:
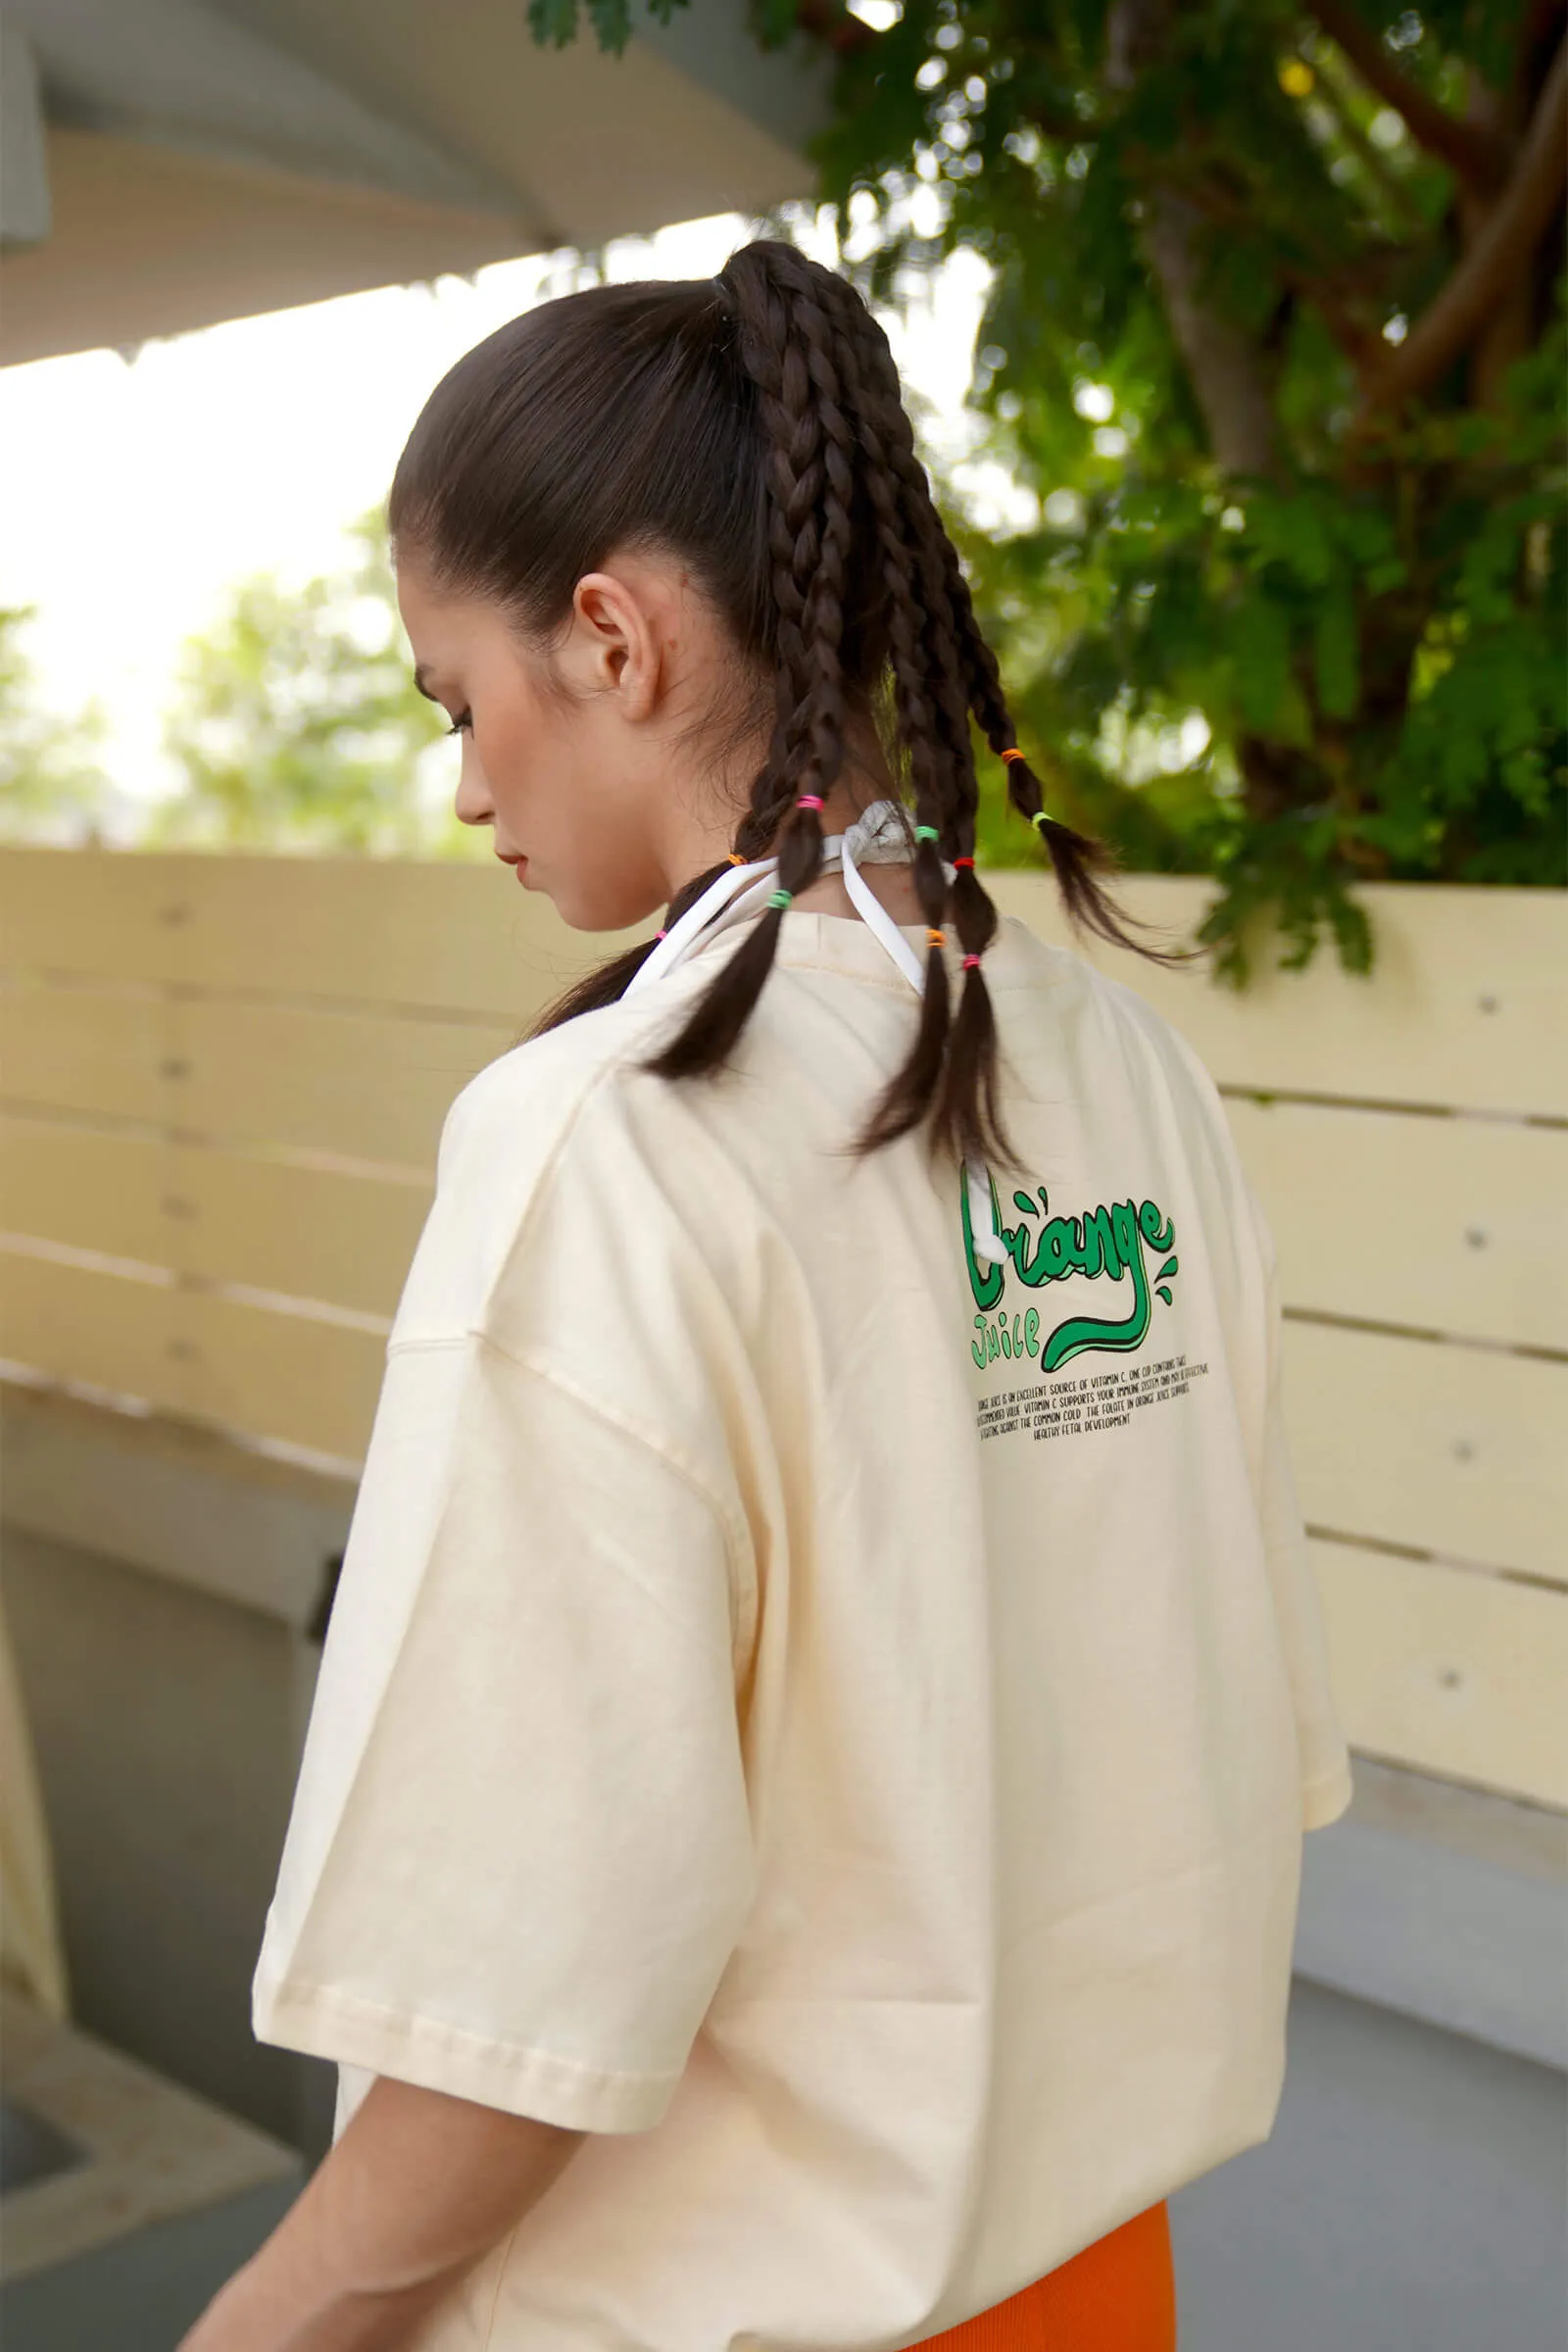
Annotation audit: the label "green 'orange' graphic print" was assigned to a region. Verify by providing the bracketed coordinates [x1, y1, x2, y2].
[960, 1166, 1180, 1372]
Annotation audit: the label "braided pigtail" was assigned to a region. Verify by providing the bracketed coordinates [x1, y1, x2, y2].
[640, 250, 853, 1079]
[813, 297, 954, 1148]
[816, 271, 1011, 1167]
[929, 524, 1176, 962]
[899, 492, 1008, 1167]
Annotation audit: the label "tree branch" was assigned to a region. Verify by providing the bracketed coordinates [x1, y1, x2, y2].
[1519, 0, 1568, 91]
[1147, 165, 1390, 366]
[1105, 0, 1283, 474]
[1305, 2, 1513, 192]
[1364, 30, 1568, 412]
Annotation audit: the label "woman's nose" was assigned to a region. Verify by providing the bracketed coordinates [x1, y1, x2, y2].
[453, 755, 493, 829]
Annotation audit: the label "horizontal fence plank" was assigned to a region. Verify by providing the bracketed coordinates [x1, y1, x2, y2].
[987, 874, 1567, 1120]
[0, 845, 640, 1016]
[0, 1251, 189, 1421]
[0, 981, 179, 1126]
[0, 851, 184, 988]
[1228, 1100, 1566, 1354]
[1314, 1539, 1568, 1809]
[0, 1254, 383, 1463]
[174, 998, 511, 1164]
[0, 1118, 430, 1320]
[1286, 1320, 1564, 1586]
[1, 985, 513, 1165]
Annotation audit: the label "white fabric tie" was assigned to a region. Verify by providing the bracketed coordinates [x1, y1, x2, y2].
[625, 798, 1005, 1263]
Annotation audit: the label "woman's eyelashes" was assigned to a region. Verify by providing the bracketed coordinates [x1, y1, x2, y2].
[446, 708, 473, 737]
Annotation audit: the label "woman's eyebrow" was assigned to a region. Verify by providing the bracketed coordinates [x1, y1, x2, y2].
[413, 665, 438, 701]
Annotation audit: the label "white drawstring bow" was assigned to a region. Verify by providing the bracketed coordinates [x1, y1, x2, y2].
[625, 798, 1006, 1265]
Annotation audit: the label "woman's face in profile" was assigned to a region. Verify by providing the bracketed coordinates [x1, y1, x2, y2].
[396, 545, 741, 932]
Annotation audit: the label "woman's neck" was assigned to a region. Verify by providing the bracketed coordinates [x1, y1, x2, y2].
[767, 722, 925, 924]
[791, 856, 925, 926]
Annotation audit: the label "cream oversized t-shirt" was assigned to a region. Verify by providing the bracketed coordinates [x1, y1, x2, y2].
[252, 906, 1352, 2351]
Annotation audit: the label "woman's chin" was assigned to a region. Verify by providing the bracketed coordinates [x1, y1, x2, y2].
[548, 881, 663, 939]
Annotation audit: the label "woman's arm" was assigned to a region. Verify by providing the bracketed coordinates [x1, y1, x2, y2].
[177, 2076, 587, 2351]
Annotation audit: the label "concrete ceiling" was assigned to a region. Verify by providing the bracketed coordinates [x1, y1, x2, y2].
[0, 0, 833, 364]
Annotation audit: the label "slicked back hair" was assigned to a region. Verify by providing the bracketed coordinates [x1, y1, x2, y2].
[389, 237, 1160, 1175]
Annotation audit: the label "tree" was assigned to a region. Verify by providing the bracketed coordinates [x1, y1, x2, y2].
[528, 0, 1567, 979]
[0, 607, 115, 847]
[150, 511, 465, 855]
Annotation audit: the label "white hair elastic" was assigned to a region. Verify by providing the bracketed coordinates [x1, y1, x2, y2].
[625, 798, 1005, 1264]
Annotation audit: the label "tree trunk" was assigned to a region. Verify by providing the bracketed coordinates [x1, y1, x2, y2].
[1105, 0, 1280, 476]
[1463, 66, 1535, 411]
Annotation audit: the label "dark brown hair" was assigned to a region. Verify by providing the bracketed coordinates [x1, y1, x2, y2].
[389, 237, 1159, 1176]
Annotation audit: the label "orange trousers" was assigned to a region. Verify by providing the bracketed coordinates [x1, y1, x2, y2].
[911, 2203, 1176, 2351]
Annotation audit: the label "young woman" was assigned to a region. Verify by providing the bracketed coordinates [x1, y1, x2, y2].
[190, 237, 1351, 2352]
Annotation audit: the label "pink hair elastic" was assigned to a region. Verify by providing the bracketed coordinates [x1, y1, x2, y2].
[656, 928, 668, 941]
[795, 794, 824, 811]
[961, 953, 982, 970]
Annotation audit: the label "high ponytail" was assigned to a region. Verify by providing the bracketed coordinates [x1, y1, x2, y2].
[390, 235, 1171, 1177]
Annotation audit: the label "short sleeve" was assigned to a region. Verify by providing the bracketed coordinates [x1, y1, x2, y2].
[1251, 1210, 1355, 1833]
[251, 1329, 758, 2133]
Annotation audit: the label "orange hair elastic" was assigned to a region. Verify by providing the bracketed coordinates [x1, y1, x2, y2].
[1002, 747, 1026, 764]
[727, 852, 748, 865]
[926, 926, 946, 949]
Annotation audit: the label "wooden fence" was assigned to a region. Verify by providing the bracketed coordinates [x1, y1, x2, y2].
[2, 848, 1563, 1809]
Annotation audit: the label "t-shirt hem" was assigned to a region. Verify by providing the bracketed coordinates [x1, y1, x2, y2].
[1302, 1754, 1354, 1832]
[251, 1972, 678, 2133]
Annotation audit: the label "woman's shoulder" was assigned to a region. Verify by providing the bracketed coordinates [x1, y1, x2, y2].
[991, 911, 1233, 1123]
[395, 981, 714, 1346]
[439, 967, 708, 1173]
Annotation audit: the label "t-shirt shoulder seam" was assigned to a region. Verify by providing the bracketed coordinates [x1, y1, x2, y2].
[447, 1017, 667, 1295]
[433, 1329, 758, 1680]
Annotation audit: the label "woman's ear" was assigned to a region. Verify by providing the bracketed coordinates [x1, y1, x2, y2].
[570, 569, 662, 719]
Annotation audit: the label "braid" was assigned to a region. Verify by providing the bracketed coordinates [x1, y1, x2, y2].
[894, 494, 1011, 1160]
[515, 236, 1161, 1173]
[806, 290, 955, 1143]
[821, 268, 1177, 984]
[922, 487, 1169, 962]
[812, 272, 1009, 1163]
[643, 250, 847, 1078]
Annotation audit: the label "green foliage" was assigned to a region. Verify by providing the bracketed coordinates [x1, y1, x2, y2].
[0, 608, 113, 845]
[151, 513, 468, 856]
[942, 284, 1565, 981]
[524, 0, 687, 56]
[528, 0, 1567, 982]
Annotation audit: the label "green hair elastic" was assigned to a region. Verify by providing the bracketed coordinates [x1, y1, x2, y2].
[1031, 809, 1053, 833]
[914, 824, 941, 844]
[766, 887, 793, 911]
